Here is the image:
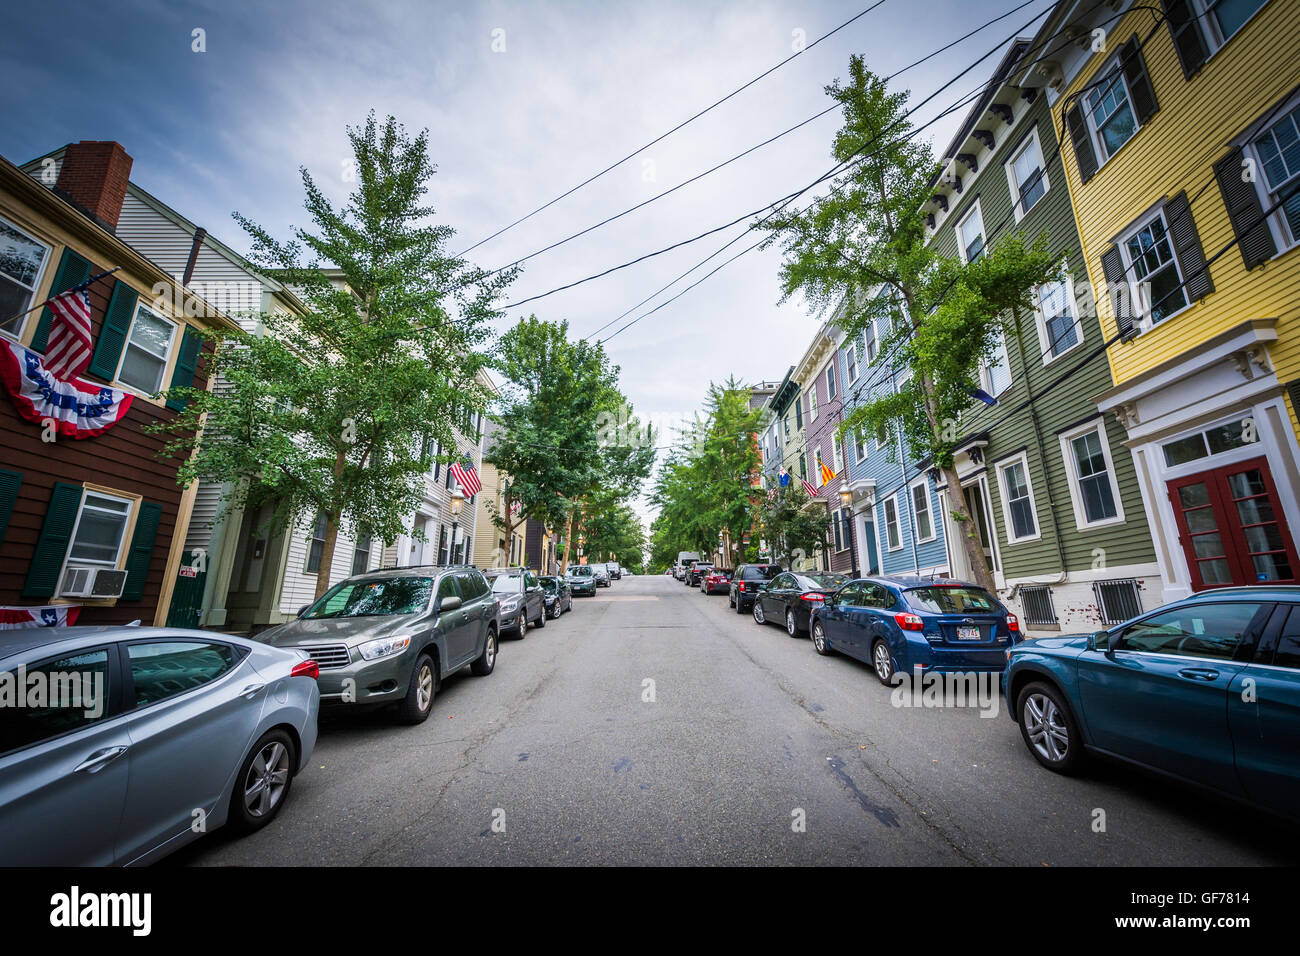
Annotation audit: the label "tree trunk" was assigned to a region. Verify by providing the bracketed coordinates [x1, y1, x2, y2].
[559, 509, 574, 573]
[502, 487, 515, 568]
[314, 511, 340, 599]
[942, 463, 997, 593]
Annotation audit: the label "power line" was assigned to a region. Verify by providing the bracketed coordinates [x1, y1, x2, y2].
[456, 0, 892, 257]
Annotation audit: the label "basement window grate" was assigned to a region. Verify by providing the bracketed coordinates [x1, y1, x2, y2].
[1019, 586, 1058, 627]
[1093, 578, 1142, 626]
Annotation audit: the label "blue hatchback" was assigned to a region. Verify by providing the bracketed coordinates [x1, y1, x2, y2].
[810, 577, 1021, 685]
[1004, 586, 1300, 822]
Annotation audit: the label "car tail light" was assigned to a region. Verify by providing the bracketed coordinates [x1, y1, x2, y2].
[800, 593, 825, 603]
[737, 582, 746, 592]
[894, 613, 924, 631]
[291, 659, 320, 680]
[1006, 613, 1020, 632]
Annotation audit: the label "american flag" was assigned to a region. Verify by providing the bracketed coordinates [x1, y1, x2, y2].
[450, 457, 482, 497]
[509, 499, 522, 516]
[42, 288, 94, 381]
[800, 477, 820, 498]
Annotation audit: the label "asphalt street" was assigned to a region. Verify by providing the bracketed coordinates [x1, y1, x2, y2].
[172, 574, 1300, 866]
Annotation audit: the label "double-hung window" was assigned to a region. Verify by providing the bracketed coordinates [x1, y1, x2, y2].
[911, 481, 935, 542]
[880, 495, 902, 552]
[305, 512, 328, 573]
[1061, 421, 1124, 529]
[1250, 99, 1300, 250]
[66, 492, 133, 568]
[808, 387, 818, 422]
[117, 304, 177, 394]
[997, 455, 1039, 543]
[1086, 66, 1138, 162]
[864, 320, 878, 363]
[958, 201, 986, 263]
[1007, 129, 1049, 220]
[0, 217, 51, 339]
[1121, 210, 1188, 325]
[979, 334, 1012, 397]
[826, 364, 837, 402]
[1037, 276, 1082, 361]
[854, 428, 867, 464]
[845, 343, 858, 385]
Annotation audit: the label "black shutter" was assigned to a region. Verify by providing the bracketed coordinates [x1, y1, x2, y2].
[1067, 103, 1100, 185]
[165, 325, 202, 411]
[1120, 36, 1159, 126]
[0, 468, 20, 549]
[22, 482, 83, 598]
[1163, 191, 1213, 301]
[121, 501, 162, 601]
[87, 280, 139, 381]
[29, 248, 91, 352]
[1100, 245, 1136, 340]
[1162, 0, 1209, 79]
[1214, 145, 1278, 270]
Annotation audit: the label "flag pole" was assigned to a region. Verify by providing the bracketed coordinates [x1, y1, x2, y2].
[0, 266, 122, 333]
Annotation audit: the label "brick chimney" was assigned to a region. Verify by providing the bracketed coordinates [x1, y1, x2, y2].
[55, 141, 133, 231]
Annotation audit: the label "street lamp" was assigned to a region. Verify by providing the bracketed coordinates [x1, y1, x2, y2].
[449, 486, 465, 565]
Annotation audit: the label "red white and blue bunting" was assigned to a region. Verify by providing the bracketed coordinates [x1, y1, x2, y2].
[0, 604, 82, 630]
[0, 341, 134, 439]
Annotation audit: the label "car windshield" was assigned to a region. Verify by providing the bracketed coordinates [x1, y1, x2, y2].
[540, 578, 557, 592]
[569, 566, 592, 576]
[804, 573, 850, 590]
[489, 574, 523, 594]
[304, 576, 433, 619]
[906, 585, 1000, 614]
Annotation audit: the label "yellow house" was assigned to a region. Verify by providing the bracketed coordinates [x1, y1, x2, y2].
[1041, 0, 1300, 600]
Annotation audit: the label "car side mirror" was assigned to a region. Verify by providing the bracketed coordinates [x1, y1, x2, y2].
[1088, 630, 1109, 652]
[440, 595, 463, 612]
[296, 604, 309, 618]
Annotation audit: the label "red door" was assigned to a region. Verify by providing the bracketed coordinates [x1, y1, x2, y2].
[1168, 456, 1299, 590]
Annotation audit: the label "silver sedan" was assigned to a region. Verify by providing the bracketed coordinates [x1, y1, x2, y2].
[0, 625, 319, 866]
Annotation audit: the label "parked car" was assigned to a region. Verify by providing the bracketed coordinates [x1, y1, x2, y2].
[753, 571, 852, 636]
[566, 564, 598, 596]
[0, 625, 320, 865]
[700, 568, 732, 595]
[605, 562, 622, 581]
[592, 565, 611, 588]
[486, 567, 547, 637]
[686, 562, 714, 587]
[810, 577, 1020, 683]
[730, 563, 782, 614]
[539, 575, 573, 618]
[262, 565, 498, 724]
[1003, 586, 1299, 822]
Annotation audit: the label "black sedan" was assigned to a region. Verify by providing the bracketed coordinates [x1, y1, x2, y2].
[539, 575, 573, 618]
[752, 571, 851, 636]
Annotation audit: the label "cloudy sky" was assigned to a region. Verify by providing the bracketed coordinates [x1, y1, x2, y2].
[2, 0, 1048, 524]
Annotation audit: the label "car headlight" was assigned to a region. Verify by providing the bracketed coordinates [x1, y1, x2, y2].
[501, 597, 522, 612]
[358, 635, 412, 661]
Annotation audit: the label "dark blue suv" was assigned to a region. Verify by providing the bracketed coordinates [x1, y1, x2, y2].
[1003, 586, 1300, 822]
[810, 577, 1021, 684]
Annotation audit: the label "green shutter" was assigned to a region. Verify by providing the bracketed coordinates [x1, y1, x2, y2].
[30, 249, 91, 352]
[86, 281, 139, 382]
[22, 482, 83, 598]
[0, 469, 21, 549]
[121, 501, 162, 601]
[165, 326, 202, 410]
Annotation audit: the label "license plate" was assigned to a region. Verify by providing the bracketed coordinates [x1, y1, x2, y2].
[956, 626, 981, 641]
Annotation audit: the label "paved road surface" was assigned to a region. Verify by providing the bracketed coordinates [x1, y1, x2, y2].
[172, 574, 1299, 866]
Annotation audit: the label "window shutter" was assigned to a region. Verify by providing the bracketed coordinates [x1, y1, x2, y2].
[1162, 0, 1209, 79]
[86, 280, 139, 381]
[1120, 36, 1159, 126]
[1214, 145, 1277, 270]
[165, 325, 202, 411]
[1100, 245, 1136, 340]
[1066, 103, 1100, 185]
[29, 248, 91, 352]
[0, 468, 21, 549]
[21, 482, 84, 598]
[1163, 191, 1213, 302]
[121, 501, 162, 601]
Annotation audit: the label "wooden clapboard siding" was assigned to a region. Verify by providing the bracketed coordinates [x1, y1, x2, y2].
[926, 88, 1158, 582]
[1057, 0, 1300, 395]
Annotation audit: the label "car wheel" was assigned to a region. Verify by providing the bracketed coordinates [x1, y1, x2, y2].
[753, 600, 766, 625]
[1017, 681, 1084, 775]
[785, 608, 801, 637]
[228, 729, 297, 834]
[397, 653, 437, 724]
[548, 602, 561, 619]
[471, 628, 497, 676]
[871, 640, 896, 685]
[812, 621, 832, 656]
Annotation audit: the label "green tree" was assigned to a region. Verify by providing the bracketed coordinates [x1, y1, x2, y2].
[760, 57, 1058, 591]
[152, 112, 514, 598]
